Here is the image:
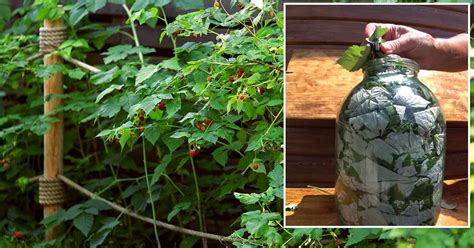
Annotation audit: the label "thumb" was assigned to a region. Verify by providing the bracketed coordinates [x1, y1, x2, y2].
[380, 36, 415, 54]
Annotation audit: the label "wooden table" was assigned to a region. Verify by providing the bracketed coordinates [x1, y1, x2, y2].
[285, 179, 468, 227]
[286, 49, 468, 186]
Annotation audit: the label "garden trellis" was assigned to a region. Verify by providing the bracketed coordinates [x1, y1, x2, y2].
[27, 12, 257, 246]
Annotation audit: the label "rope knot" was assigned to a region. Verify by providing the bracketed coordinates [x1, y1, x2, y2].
[39, 177, 66, 205]
[39, 26, 67, 54]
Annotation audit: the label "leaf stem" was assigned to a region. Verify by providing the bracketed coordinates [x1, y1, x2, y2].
[122, 4, 144, 65]
[142, 140, 161, 248]
[190, 154, 207, 248]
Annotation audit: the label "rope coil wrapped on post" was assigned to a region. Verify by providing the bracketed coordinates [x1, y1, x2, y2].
[39, 26, 67, 54]
[39, 177, 66, 205]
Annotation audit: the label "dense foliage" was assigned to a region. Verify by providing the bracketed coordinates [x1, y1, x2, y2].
[0, 0, 472, 247]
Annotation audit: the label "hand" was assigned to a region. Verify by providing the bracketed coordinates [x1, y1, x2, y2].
[365, 23, 467, 72]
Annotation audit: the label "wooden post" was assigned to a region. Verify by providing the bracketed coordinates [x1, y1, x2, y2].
[43, 18, 64, 240]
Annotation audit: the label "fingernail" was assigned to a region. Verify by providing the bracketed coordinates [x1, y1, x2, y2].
[381, 43, 392, 53]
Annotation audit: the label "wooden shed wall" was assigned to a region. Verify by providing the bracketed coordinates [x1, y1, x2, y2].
[285, 5, 468, 64]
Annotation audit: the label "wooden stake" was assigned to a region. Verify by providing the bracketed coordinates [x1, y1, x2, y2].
[43, 18, 64, 240]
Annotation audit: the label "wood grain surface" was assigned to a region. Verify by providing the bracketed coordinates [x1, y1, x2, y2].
[286, 50, 468, 124]
[285, 5, 467, 33]
[285, 179, 468, 227]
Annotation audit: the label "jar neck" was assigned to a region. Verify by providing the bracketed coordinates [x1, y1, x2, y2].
[362, 56, 420, 78]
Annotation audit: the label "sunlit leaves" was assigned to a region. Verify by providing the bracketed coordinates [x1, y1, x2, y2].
[102, 45, 155, 64]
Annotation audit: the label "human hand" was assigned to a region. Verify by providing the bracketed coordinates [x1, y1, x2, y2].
[365, 23, 467, 72]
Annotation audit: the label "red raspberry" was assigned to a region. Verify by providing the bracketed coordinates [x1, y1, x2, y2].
[256, 87, 265, 94]
[190, 149, 199, 157]
[229, 77, 236, 83]
[138, 126, 145, 133]
[158, 102, 166, 110]
[238, 68, 244, 77]
[13, 231, 23, 239]
[252, 164, 259, 170]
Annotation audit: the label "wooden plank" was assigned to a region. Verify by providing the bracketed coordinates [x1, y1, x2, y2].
[286, 20, 458, 46]
[427, 5, 469, 14]
[286, 50, 468, 125]
[286, 5, 467, 33]
[285, 179, 468, 227]
[286, 126, 468, 157]
[285, 152, 468, 186]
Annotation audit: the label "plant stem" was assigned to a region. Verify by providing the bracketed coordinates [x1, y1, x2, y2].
[122, 4, 144, 65]
[158, 6, 178, 58]
[142, 141, 161, 248]
[190, 155, 207, 248]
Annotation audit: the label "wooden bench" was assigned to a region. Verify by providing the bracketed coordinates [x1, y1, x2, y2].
[285, 5, 468, 226]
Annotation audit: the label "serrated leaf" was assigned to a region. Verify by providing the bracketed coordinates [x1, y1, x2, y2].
[64, 204, 83, 220]
[167, 201, 191, 222]
[73, 213, 94, 237]
[166, 96, 181, 117]
[337, 45, 370, 72]
[67, 68, 86, 79]
[144, 125, 161, 145]
[119, 128, 131, 151]
[136, 64, 158, 85]
[96, 84, 122, 103]
[151, 154, 172, 185]
[89, 218, 120, 248]
[163, 135, 185, 153]
[212, 147, 228, 167]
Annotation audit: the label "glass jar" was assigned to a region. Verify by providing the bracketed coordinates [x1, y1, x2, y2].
[335, 55, 446, 226]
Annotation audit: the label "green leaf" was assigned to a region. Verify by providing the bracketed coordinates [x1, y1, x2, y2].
[151, 154, 172, 185]
[131, 95, 160, 115]
[163, 135, 185, 153]
[40, 209, 66, 228]
[73, 213, 94, 237]
[336, 45, 370, 72]
[96, 84, 122, 103]
[16, 177, 29, 192]
[345, 229, 382, 247]
[64, 204, 83, 221]
[102, 45, 155, 64]
[166, 96, 181, 117]
[212, 147, 228, 167]
[173, 0, 204, 10]
[167, 201, 191, 222]
[89, 218, 120, 248]
[337, 26, 388, 72]
[87, 0, 106, 12]
[136, 64, 158, 85]
[90, 67, 120, 85]
[159, 57, 181, 70]
[67, 68, 86, 80]
[144, 125, 161, 145]
[179, 236, 199, 248]
[119, 128, 131, 151]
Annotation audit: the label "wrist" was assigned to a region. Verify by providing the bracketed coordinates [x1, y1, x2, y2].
[432, 35, 468, 71]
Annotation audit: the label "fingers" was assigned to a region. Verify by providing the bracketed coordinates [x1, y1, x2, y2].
[364, 23, 411, 41]
[364, 23, 395, 40]
[380, 35, 415, 54]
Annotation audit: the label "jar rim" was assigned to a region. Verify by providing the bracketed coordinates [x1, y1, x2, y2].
[362, 54, 420, 74]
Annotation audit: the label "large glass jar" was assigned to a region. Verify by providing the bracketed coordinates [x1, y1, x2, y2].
[335, 55, 446, 226]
